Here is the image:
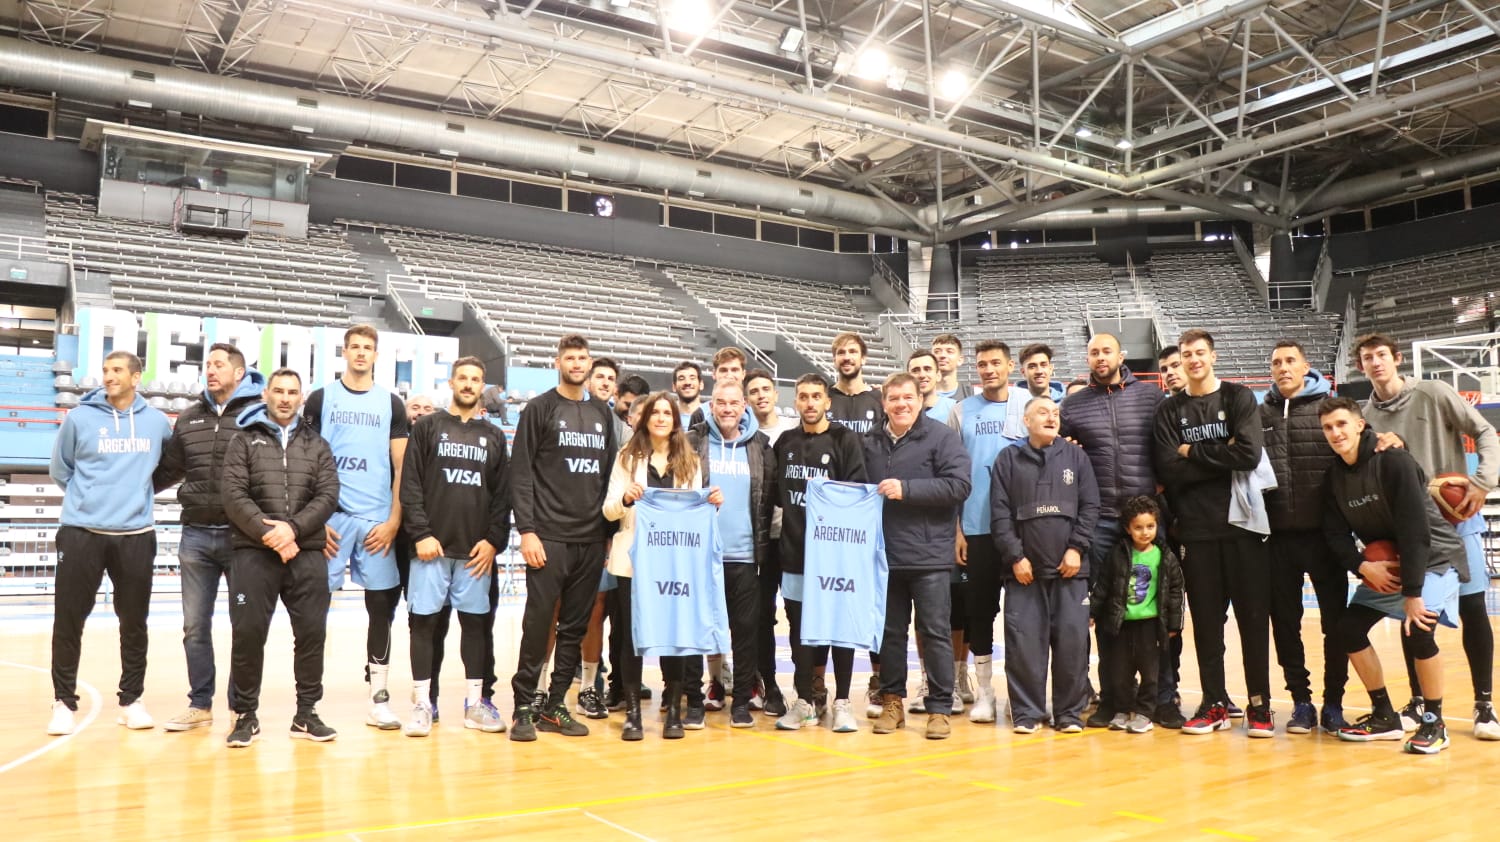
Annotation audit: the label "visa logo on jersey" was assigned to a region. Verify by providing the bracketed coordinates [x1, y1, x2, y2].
[788, 491, 807, 507]
[566, 457, 600, 474]
[656, 580, 692, 596]
[818, 576, 857, 592]
[335, 456, 369, 472]
[443, 468, 483, 486]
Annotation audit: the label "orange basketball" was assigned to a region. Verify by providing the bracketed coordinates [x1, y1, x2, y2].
[1360, 539, 1401, 587]
[1428, 473, 1470, 525]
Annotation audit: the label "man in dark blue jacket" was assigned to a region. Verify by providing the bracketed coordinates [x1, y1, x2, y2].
[862, 373, 972, 740]
[992, 396, 1100, 733]
[1261, 340, 1347, 735]
[1059, 332, 1170, 726]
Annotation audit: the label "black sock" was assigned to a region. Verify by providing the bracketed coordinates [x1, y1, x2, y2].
[1369, 688, 1394, 716]
[1425, 698, 1443, 719]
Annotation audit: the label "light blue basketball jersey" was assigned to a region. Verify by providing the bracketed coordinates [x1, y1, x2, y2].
[950, 393, 1023, 535]
[925, 395, 957, 423]
[629, 488, 730, 657]
[316, 381, 395, 520]
[801, 478, 887, 652]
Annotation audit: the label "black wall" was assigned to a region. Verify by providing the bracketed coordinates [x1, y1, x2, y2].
[309, 178, 880, 286]
[0, 134, 99, 194]
[1328, 201, 1500, 269]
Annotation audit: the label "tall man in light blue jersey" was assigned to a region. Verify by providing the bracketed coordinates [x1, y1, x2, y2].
[946, 339, 1025, 723]
[304, 324, 410, 732]
[47, 350, 173, 737]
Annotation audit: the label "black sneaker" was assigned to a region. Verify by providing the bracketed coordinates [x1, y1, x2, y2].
[510, 706, 537, 742]
[730, 704, 754, 729]
[1085, 708, 1114, 729]
[1399, 698, 1425, 733]
[290, 710, 337, 742]
[576, 687, 608, 720]
[1226, 700, 1244, 720]
[1153, 703, 1186, 730]
[1337, 711, 1403, 742]
[683, 704, 706, 730]
[605, 683, 625, 712]
[639, 684, 653, 700]
[536, 703, 590, 737]
[1404, 712, 1449, 754]
[762, 690, 788, 718]
[226, 713, 259, 748]
[532, 691, 547, 719]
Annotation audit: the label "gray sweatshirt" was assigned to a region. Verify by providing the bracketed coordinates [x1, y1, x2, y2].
[1364, 379, 1498, 492]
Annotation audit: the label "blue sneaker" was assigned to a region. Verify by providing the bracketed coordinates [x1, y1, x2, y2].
[1287, 702, 1317, 734]
[1320, 704, 1349, 733]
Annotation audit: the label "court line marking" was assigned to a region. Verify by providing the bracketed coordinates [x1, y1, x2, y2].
[353, 807, 581, 837]
[0, 660, 103, 776]
[1116, 811, 1165, 824]
[583, 811, 657, 842]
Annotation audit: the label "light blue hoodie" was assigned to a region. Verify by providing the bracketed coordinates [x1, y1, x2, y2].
[706, 408, 759, 563]
[50, 388, 173, 531]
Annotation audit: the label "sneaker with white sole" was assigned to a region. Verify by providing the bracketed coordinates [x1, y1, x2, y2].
[290, 710, 337, 742]
[776, 698, 819, 731]
[1012, 720, 1040, 734]
[1108, 712, 1128, 731]
[47, 701, 75, 736]
[366, 690, 401, 731]
[1398, 698, 1424, 733]
[464, 700, 504, 733]
[1125, 713, 1154, 734]
[1473, 702, 1500, 741]
[226, 713, 259, 748]
[864, 675, 883, 719]
[908, 679, 929, 713]
[163, 707, 213, 732]
[955, 664, 975, 704]
[404, 702, 433, 737]
[479, 697, 505, 732]
[968, 686, 997, 723]
[117, 700, 154, 730]
[831, 699, 858, 733]
[575, 687, 608, 720]
[1404, 712, 1449, 755]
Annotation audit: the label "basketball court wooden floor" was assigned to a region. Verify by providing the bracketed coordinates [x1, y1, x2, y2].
[2, 587, 1496, 842]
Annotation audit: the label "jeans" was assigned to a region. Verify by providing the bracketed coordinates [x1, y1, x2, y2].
[179, 525, 235, 710]
[880, 568, 954, 714]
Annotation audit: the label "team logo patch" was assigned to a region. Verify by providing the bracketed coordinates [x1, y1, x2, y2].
[235, 593, 246, 606]
[559, 419, 568, 429]
[1180, 417, 1188, 426]
[479, 436, 487, 447]
[1217, 410, 1226, 421]
[820, 454, 830, 465]
[594, 422, 603, 433]
[866, 410, 875, 419]
[1063, 468, 1075, 486]
[98, 426, 109, 437]
[440, 432, 449, 441]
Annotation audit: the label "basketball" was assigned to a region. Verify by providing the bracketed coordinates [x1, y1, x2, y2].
[1429, 473, 1470, 524]
[1360, 539, 1401, 586]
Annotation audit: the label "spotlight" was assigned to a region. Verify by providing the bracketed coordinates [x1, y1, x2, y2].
[594, 195, 615, 218]
[666, 0, 713, 36]
[1075, 126, 1092, 138]
[1114, 138, 1133, 150]
[779, 26, 804, 52]
[939, 69, 968, 100]
[853, 48, 889, 81]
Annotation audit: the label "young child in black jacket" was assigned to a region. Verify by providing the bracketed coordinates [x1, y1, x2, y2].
[1090, 495, 1185, 734]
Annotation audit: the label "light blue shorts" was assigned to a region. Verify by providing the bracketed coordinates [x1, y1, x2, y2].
[326, 511, 398, 592]
[782, 572, 804, 602]
[1349, 566, 1460, 628]
[1457, 515, 1488, 597]
[407, 556, 491, 615]
[599, 569, 618, 593]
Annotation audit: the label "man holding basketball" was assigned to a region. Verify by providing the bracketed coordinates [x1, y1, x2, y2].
[1319, 397, 1464, 754]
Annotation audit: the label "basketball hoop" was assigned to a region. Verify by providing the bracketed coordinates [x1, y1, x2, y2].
[1459, 390, 1482, 407]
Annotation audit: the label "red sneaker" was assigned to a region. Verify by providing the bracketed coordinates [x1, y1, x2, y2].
[1246, 705, 1274, 738]
[1181, 702, 1230, 735]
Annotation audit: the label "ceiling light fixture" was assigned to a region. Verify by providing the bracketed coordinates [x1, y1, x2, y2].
[853, 48, 889, 81]
[1075, 126, 1092, 138]
[938, 68, 968, 100]
[779, 26, 804, 53]
[1114, 138, 1133, 150]
[665, 0, 714, 37]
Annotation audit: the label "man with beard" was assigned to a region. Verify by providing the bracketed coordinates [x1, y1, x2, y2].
[673, 361, 704, 427]
[400, 357, 512, 737]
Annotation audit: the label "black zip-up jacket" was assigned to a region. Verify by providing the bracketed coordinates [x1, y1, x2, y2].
[508, 388, 618, 543]
[772, 423, 868, 574]
[1058, 366, 1163, 518]
[1260, 372, 1335, 533]
[1089, 538, 1185, 636]
[860, 414, 972, 571]
[221, 406, 340, 551]
[1152, 380, 1263, 541]
[1322, 427, 1468, 596]
[990, 436, 1101, 577]
[153, 370, 267, 525]
[689, 417, 776, 567]
[401, 410, 512, 555]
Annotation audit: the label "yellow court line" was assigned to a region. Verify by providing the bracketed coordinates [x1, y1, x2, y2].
[1038, 796, 1084, 807]
[970, 781, 1014, 792]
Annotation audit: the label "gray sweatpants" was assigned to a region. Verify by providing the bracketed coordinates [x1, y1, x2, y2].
[1002, 576, 1091, 726]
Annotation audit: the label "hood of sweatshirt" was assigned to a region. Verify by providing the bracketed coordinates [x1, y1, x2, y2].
[1264, 369, 1331, 409]
[236, 401, 299, 443]
[706, 407, 759, 446]
[1336, 426, 1380, 472]
[1369, 378, 1418, 413]
[202, 368, 266, 411]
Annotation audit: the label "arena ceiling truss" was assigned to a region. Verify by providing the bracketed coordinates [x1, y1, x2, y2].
[7, 0, 1500, 241]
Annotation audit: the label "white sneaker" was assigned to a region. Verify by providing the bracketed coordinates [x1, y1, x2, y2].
[968, 686, 996, 723]
[831, 698, 858, 733]
[908, 678, 929, 713]
[864, 675, 882, 718]
[1126, 713, 1155, 734]
[955, 664, 975, 704]
[404, 702, 432, 738]
[117, 700, 154, 730]
[1474, 702, 1500, 741]
[366, 691, 402, 730]
[775, 698, 819, 731]
[464, 700, 504, 733]
[48, 701, 75, 736]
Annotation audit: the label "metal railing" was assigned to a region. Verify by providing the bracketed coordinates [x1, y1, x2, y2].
[714, 315, 777, 377]
[383, 274, 425, 335]
[871, 255, 909, 304]
[926, 291, 960, 321]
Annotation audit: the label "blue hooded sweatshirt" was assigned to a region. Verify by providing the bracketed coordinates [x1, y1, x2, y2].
[51, 387, 173, 531]
[707, 408, 760, 562]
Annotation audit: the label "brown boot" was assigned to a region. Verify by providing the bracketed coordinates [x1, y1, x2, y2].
[926, 713, 951, 740]
[873, 693, 905, 734]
